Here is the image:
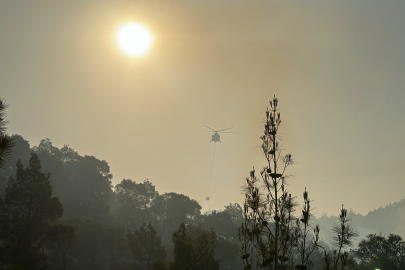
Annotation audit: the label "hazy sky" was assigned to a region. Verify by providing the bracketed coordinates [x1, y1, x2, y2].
[1, 0, 405, 216]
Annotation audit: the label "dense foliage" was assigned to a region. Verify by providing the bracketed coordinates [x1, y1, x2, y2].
[0, 153, 74, 269]
[127, 222, 166, 270]
[0, 135, 243, 269]
[0, 98, 13, 169]
[353, 233, 405, 270]
[169, 223, 220, 270]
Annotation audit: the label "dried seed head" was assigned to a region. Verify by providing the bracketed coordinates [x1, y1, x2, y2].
[250, 167, 255, 178]
[303, 188, 308, 200]
[273, 95, 278, 107]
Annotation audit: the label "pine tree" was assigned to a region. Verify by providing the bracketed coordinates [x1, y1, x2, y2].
[294, 188, 320, 270]
[0, 98, 14, 168]
[239, 96, 320, 270]
[239, 96, 297, 270]
[127, 222, 166, 270]
[322, 205, 358, 270]
[0, 153, 72, 269]
[169, 223, 220, 270]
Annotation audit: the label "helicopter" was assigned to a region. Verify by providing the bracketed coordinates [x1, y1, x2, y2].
[198, 125, 237, 143]
[197, 125, 237, 202]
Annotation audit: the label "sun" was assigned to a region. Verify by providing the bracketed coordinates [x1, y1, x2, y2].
[116, 23, 152, 57]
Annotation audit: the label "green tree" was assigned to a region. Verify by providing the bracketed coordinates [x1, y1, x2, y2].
[201, 209, 238, 240]
[135, 179, 158, 223]
[104, 225, 128, 270]
[33, 139, 113, 221]
[114, 179, 158, 228]
[169, 223, 219, 270]
[200, 203, 243, 242]
[215, 236, 244, 270]
[0, 153, 73, 269]
[224, 203, 244, 225]
[114, 179, 140, 227]
[127, 222, 166, 270]
[0, 135, 31, 198]
[151, 192, 201, 236]
[47, 224, 79, 270]
[59, 216, 108, 269]
[354, 233, 405, 270]
[0, 98, 14, 168]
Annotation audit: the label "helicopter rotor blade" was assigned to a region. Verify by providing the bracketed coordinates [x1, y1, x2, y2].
[204, 125, 216, 132]
[216, 127, 233, 132]
[219, 131, 237, 133]
[194, 129, 214, 132]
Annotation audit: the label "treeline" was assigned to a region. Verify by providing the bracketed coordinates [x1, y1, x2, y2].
[2, 97, 405, 270]
[0, 135, 243, 269]
[315, 200, 405, 245]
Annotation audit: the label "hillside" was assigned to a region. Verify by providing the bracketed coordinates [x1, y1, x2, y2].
[315, 199, 405, 247]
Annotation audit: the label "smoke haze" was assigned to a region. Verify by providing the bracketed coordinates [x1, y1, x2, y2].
[1, 0, 405, 215]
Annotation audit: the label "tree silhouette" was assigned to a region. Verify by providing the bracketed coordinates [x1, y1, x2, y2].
[352, 233, 405, 270]
[114, 179, 158, 228]
[58, 216, 111, 269]
[0, 153, 73, 269]
[32, 139, 113, 221]
[151, 192, 201, 235]
[215, 236, 244, 270]
[127, 222, 166, 270]
[169, 223, 219, 270]
[0, 98, 14, 168]
[0, 135, 31, 198]
[46, 224, 79, 270]
[114, 179, 141, 227]
[201, 209, 237, 240]
[294, 188, 320, 270]
[239, 96, 320, 270]
[224, 203, 244, 225]
[239, 96, 298, 270]
[322, 205, 358, 270]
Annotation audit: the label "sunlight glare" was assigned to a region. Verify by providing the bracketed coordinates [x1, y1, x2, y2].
[117, 23, 152, 57]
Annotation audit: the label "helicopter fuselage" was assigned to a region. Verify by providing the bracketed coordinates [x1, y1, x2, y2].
[211, 132, 221, 142]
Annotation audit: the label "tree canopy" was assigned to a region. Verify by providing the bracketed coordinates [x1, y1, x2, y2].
[0, 153, 74, 269]
[0, 98, 13, 169]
